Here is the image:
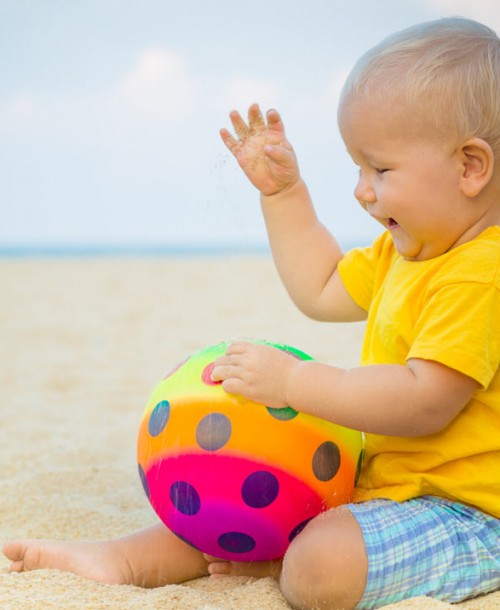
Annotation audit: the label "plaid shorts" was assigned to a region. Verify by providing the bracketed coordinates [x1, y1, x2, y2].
[346, 496, 500, 610]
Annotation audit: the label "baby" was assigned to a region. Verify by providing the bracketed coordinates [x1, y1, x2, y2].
[4, 16, 500, 610]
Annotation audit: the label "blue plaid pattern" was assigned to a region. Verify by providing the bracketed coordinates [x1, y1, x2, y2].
[347, 496, 500, 609]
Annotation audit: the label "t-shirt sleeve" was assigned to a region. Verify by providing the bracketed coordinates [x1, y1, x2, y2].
[337, 232, 393, 312]
[408, 281, 500, 388]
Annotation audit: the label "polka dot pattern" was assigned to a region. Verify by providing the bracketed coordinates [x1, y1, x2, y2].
[170, 480, 201, 516]
[148, 400, 170, 437]
[355, 449, 364, 485]
[137, 341, 364, 561]
[196, 412, 231, 451]
[312, 441, 341, 481]
[138, 464, 150, 499]
[266, 406, 298, 421]
[201, 362, 222, 386]
[241, 471, 279, 508]
[218, 532, 256, 554]
[288, 517, 313, 542]
[144, 453, 326, 560]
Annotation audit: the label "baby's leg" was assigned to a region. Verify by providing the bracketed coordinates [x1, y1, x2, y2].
[280, 506, 367, 609]
[207, 506, 367, 610]
[3, 523, 209, 588]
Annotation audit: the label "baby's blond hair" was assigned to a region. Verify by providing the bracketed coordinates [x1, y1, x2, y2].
[340, 17, 500, 155]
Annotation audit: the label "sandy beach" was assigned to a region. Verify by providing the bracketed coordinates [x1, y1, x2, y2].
[0, 255, 498, 610]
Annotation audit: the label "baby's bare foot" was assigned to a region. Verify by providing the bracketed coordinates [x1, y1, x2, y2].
[3, 539, 132, 585]
[204, 553, 282, 580]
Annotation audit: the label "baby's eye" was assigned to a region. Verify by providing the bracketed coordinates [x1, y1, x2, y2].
[375, 167, 389, 174]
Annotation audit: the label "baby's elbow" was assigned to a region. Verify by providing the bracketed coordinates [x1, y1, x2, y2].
[411, 401, 463, 437]
[294, 298, 366, 323]
[296, 304, 339, 323]
[299, 304, 333, 322]
[290, 298, 327, 321]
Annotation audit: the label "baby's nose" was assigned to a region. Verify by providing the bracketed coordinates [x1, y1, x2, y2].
[354, 175, 376, 207]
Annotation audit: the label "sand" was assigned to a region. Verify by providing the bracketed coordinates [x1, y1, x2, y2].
[0, 255, 498, 610]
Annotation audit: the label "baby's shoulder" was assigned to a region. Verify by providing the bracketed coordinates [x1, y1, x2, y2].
[439, 226, 500, 286]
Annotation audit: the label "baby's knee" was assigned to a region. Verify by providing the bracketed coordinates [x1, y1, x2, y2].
[280, 535, 322, 609]
[280, 533, 343, 609]
[279, 508, 367, 610]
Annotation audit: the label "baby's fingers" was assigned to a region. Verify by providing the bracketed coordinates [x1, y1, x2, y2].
[248, 103, 266, 132]
[220, 377, 245, 396]
[229, 109, 252, 139]
[225, 340, 251, 356]
[219, 107, 258, 155]
[265, 108, 285, 134]
[211, 364, 246, 396]
[219, 127, 239, 155]
[210, 355, 236, 382]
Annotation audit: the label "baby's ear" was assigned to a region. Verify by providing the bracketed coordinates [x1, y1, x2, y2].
[458, 138, 494, 197]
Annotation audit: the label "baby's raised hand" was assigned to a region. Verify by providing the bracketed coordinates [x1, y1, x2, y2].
[220, 104, 299, 196]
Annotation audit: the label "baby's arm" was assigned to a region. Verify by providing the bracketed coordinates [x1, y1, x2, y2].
[221, 105, 365, 323]
[212, 342, 479, 437]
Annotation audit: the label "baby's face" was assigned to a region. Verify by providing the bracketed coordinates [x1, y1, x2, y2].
[338, 95, 477, 261]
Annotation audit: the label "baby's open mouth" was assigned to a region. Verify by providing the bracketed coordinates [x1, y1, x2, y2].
[387, 218, 399, 228]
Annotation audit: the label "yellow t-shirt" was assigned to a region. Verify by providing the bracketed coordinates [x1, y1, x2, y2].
[337, 226, 500, 518]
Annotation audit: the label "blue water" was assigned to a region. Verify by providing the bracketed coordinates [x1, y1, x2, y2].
[0, 243, 271, 258]
[0, 239, 366, 259]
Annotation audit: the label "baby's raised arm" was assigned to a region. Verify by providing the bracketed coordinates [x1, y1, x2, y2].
[221, 105, 365, 323]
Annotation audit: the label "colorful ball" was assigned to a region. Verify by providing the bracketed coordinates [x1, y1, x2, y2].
[137, 341, 364, 561]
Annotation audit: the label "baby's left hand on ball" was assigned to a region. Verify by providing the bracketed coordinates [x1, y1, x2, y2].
[211, 341, 299, 409]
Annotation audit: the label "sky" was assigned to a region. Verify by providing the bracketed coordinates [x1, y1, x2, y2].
[1, 0, 499, 252]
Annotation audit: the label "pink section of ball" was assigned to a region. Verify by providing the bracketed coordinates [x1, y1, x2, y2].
[145, 453, 324, 561]
[201, 362, 222, 386]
